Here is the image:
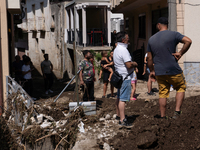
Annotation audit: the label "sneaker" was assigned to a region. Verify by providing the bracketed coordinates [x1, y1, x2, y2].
[151, 88, 159, 92]
[147, 91, 156, 96]
[119, 118, 133, 127]
[45, 91, 49, 95]
[48, 89, 53, 93]
[172, 111, 182, 119]
[116, 115, 127, 120]
[154, 115, 168, 119]
[102, 96, 106, 98]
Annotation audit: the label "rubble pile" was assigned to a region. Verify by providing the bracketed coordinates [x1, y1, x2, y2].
[3, 91, 87, 149]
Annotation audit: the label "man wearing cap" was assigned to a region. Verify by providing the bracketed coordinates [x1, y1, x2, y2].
[147, 17, 192, 119]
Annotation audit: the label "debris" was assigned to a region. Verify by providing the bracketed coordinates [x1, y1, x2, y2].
[112, 114, 117, 119]
[103, 142, 111, 150]
[105, 114, 111, 120]
[78, 121, 85, 133]
[136, 131, 157, 149]
[99, 117, 105, 122]
[40, 120, 52, 128]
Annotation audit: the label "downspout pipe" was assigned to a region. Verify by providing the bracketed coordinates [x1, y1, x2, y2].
[168, 0, 177, 31]
[0, 9, 4, 116]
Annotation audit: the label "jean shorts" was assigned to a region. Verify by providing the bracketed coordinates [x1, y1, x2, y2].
[117, 79, 131, 102]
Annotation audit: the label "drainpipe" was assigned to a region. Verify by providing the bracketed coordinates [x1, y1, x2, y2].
[0, 9, 3, 116]
[62, 6, 65, 78]
[74, 6, 79, 106]
[168, 0, 177, 31]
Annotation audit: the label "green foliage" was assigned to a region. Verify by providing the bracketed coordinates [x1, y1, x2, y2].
[89, 49, 112, 75]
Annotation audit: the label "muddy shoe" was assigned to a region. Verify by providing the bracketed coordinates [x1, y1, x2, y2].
[154, 115, 168, 119]
[119, 118, 133, 127]
[147, 91, 156, 96]
[172, 111, 182, 119]
[116, 115, 127, 120]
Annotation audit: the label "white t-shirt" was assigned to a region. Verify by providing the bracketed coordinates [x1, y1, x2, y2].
[22, 65, 31, 79]
[131, 71, 137, 81]
[113, 42, 133, 80]
[145, 53, 148, 58]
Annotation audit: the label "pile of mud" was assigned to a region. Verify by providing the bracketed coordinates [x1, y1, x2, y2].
[106, 96, 200, 150]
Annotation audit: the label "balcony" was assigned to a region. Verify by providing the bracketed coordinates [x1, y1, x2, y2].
[67, 28, 108, 47]
[37, 17, 45, 31]
[67, 29, 74, 44]
[86, 28, 107, 46]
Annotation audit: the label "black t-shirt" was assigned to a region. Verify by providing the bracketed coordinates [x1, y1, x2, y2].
[12, 60, 24, 75]
[147, 30, 184, 76]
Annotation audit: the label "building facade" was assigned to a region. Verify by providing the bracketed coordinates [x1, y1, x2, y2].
[0, 0, 21, 114]
[18, 0, 112, 79]
[112, 0, 200, 86]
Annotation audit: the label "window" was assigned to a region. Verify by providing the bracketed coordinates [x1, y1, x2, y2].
[139, 14, 146, 39]
[32, 4, 35, 15]
[40, 2, 44, 14]
[25, 8, 27, 20]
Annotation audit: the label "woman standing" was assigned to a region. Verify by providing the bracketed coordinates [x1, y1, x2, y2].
[103, 50, 115, 98]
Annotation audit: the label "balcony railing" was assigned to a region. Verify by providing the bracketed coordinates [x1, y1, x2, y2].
[77, 29, 83, 46]
[67, 28, 108, 46]
[87, 28, 107, 46]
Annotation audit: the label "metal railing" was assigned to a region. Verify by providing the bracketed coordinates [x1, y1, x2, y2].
[6, 76, 35, 128]
[68, 28, 108, 46]
[87, 28, 108, 46]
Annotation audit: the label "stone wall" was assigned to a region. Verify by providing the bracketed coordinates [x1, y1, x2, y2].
[184, 62, 200, 86]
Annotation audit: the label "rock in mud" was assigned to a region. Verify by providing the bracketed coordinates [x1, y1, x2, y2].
[113, 114, 117, 119]
[105, 114, 111, 120]
[136, 131, 157, 149]
[99, 118, 105, 122]
[103, 142, 111, 150]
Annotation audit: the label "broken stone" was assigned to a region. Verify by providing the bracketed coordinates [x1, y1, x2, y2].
[98, 134, 103, 139]
[113, 114, 117, 119]
[78, 121, 85, 133]
[103, 143, 111, 150]
[145, 99, 150, 102]
[56, 120, 67, 128]
[99, 117, 105, 122]
[136, 131, 157, 149]
[40, 120, 52, 128]
[105, 114, 111, 120]
[43, 115, 54, 122]
[31, 114, 43, 124]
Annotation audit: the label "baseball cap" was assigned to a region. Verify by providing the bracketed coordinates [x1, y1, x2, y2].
[157, 17, 168, 25]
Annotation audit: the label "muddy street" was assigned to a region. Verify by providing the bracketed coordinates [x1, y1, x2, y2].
[2, 77, 200, 150]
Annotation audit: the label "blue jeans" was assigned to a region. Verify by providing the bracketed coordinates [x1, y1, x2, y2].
[117, 80, 131, 102]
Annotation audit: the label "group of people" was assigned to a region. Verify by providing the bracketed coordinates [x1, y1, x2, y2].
[79, 17, 192, 127]
[12, 53, 54, 99]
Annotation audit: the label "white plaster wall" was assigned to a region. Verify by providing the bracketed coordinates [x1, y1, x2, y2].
[27, 0, 62, 78]
[184, 0, 200, 62]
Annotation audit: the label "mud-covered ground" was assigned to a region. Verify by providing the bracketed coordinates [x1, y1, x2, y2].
[103, 96, 200, 150]
[3, 70, 200, 150]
